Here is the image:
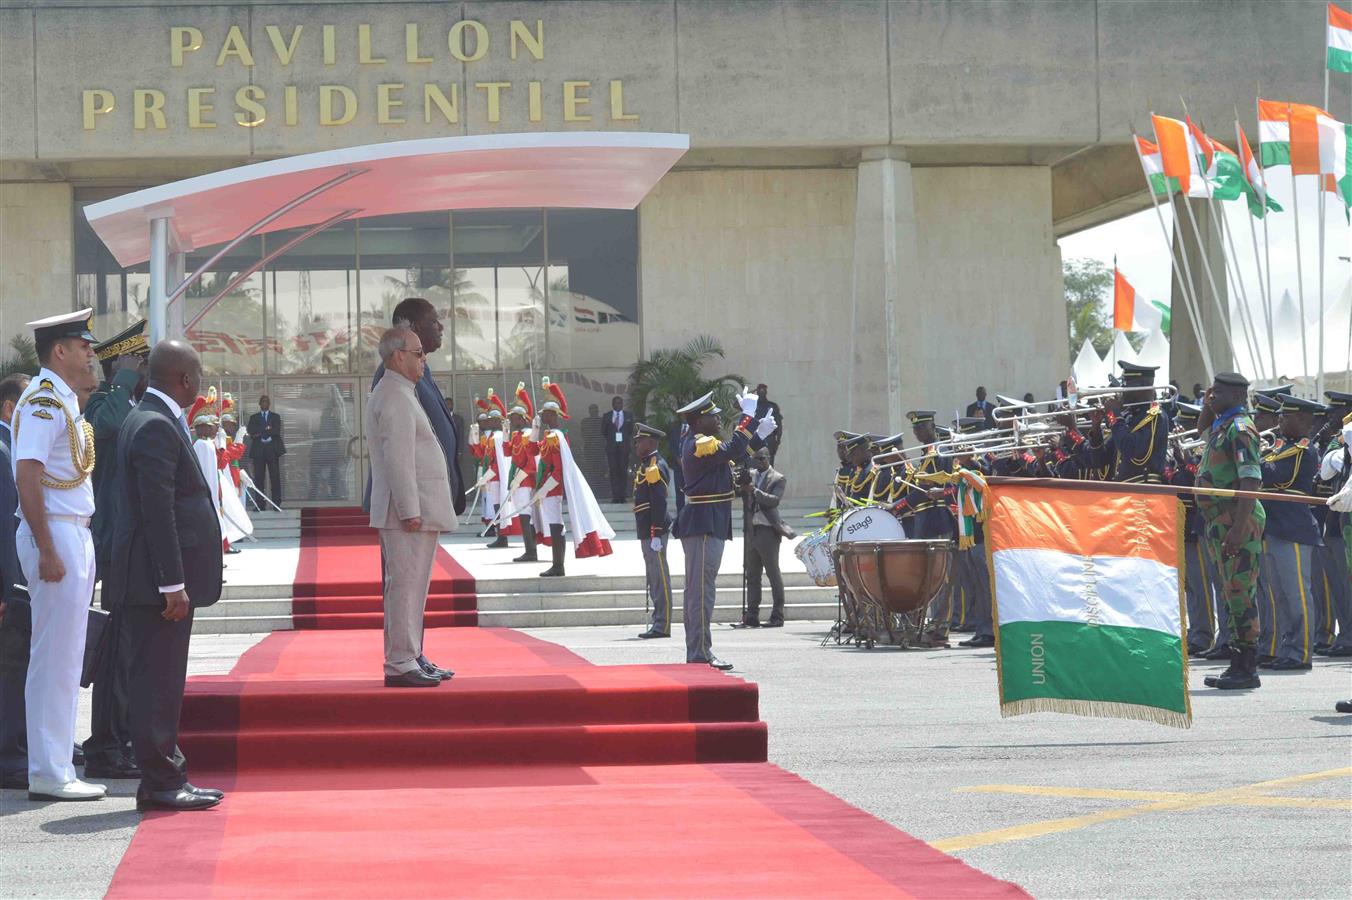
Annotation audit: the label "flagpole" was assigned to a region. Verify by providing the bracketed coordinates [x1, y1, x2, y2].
[1175, 102, 1242, 372]
[1236, 112, 1279, 380]
[1288, 103, 1312, 384]
[1317, 71, 1330, 397]
[1213, 194, 1268, 380]
[1258, 93, 1279, 381]
[1134, 128, 1215, 380]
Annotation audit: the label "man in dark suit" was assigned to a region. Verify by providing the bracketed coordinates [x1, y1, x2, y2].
[741, 447, 795, 628]
[966, 386, 996, 429]
[601, 396, 633, 503]
[104, 339, 224, 811]
[246, 395, 285, 507]
[0, 373, 31, 789]
[367, 297, 466, 516]
[444, 395, 470, 493]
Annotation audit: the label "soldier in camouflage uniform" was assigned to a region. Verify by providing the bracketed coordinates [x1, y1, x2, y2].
[1195, 373, 1266, 691]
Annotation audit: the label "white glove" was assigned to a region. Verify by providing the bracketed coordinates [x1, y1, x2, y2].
[1330, 480, 1352, 514]
[469, 423, 480, 444]
[756, 412, 778, 439]
[650, 537, 663, 552]
[737, 386, 759, 417]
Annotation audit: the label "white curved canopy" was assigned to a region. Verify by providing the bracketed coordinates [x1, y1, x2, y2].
[83, 132, 689, 267]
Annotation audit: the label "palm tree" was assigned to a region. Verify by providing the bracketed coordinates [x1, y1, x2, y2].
[629, 335, 745, 434]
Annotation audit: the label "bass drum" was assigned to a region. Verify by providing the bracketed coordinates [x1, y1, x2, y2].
[830, 505, 906, 544]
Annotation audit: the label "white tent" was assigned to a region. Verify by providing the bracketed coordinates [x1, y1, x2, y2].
[1135, 328, 1171, 383]
[1109, 331, 1139, 373]
[1072, 338, 1110, 387]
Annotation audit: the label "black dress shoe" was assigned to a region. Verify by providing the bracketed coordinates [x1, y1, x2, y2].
[84, 758, 142, 779]
[740, 618, 761, 628]
[1336, 700, 1352, 714]
[1312, 644, 1332, 656]
[763, 619, 784, 628]
[486, 537, 510, 549]
[417, 655, 455, 680]
[1326, 646, 1352, 657]
[136, 787, 220, 812]
[185, 783, 224, 800]
[959, 635, 996, 648]
[707, 657, 734, 671]
[637, 629, 670, 639]
[384, 669, 442, 688]
[0, 772, 27, 790]
[1269, 659, 1312, 671]
[1187, 643, 1208, 656]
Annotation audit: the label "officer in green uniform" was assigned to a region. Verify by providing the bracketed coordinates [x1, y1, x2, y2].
[82, 319, 148, 780]
[1196, 373, 1266, 691]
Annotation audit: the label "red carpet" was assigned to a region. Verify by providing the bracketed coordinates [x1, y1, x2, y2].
[294, 508, 477, 629]
[107, 628, 1024, 898]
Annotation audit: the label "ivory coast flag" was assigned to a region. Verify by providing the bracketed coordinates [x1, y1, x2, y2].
[1134, 136, 1178, 198]
[1152, 114, 1211, 198]
[1329, 4, 1352, 73]
[987, 484, 1191, 728]
[1112, 266, 1161, 332]
[1235, 121, 1283, 218]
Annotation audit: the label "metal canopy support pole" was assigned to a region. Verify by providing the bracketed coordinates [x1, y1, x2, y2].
[167, 251, 186, 339]
[165, 166, 368, 314]
[147, 217, 169, 345]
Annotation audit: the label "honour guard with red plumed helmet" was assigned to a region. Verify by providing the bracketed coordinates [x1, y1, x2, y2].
[506, 383, 542, 563]
[535, 377, 614, 578]
[484, 390, 514, 549]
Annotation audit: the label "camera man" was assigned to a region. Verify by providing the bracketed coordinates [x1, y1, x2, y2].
[739, 447, 795, 628]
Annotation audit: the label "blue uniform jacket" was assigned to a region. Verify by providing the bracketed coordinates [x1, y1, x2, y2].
[1262, 439, 1322, 546]
[1093, 405, 1171, 483]
[632, 452, 673, 539]
[673, 422, 758, 541]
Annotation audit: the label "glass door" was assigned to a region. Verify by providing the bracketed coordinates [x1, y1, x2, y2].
[264, 376, 367, 508]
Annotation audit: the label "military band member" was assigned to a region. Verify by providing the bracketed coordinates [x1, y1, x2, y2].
[673, 389, 776, 670]
[1257, 395, 1325, 672]
[13, 310, 105, 800]
[840, 433, 876, 504]
[506, 384, 541, 563]
[81, 319, 148, 781]
[1089, 361, 1171, 484]
[633, 423, 674, 639]
[1310, 391, 1352, 655]
[868, 433, 908, 511]
[893, 411, 955, 647]
[1196, 374, 1265, 691]
[1167, 402, 1216, 656]
[1315, 392, 1352, 657]
[830, 430, 854, 508]
[946, 418, 996, 647]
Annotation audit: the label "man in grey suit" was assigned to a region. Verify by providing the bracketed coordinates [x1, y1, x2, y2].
[741, 447, 795, 628]
[367, 327, 459, 688]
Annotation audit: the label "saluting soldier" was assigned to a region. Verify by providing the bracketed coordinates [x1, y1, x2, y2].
[672, 389, 776, 670]
[1257, 395, 1326, 672]
[13, 310, 106, 800]
[1089, 361, 1171, 484]
[82, 319, 149, 782]
[633, 423, 674, 640]
[1196, 373, 1266, 691]
[1167, 402, 1216, 656]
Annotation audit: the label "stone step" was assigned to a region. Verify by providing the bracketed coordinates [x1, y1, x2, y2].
[195, 597, 293, 618]
[476, 583, 834, 613]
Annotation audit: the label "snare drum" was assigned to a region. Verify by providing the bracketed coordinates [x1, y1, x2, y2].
[795, 528, 838, 587]
[831, 505, 906, 544]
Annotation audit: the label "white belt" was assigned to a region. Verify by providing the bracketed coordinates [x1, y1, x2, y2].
[47, 514, 92, 528]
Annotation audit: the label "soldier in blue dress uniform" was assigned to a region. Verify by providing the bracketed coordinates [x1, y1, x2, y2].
[1088, 361, 1171, 485]
[633, 423, 674, 640]
[893, 410, 955, 647]
[672, 390, 776, 670]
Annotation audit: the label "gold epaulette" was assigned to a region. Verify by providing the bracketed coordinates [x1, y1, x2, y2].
[694, 435, 720, 458]
[644, 462, 663, 484]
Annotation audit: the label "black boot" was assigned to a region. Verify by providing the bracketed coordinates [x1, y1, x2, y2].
[513, 518, 539, 562]
[1212, 646, 1261, 690]
[540, 525, 566, 577]
[1203, 648, 1241, 687]
[486, 507, 509, 548]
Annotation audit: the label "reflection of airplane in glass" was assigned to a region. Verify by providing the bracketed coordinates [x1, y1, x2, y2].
[547, 291, 638, 367]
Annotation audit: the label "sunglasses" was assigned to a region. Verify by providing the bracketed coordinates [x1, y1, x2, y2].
[397, 347, 426, 358]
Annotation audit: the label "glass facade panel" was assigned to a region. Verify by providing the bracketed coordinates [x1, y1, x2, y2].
[182, 238, 266, 378]
[451, 210, 546, 371]
[266, 224, 358, 375]
[545, 210, 640, 370]
[356, 213, 453, 373]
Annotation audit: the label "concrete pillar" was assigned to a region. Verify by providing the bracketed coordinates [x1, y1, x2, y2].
[1169, 197, 1234, 389]
[849, 149, 918, 435]
[0, 182, 73, 353]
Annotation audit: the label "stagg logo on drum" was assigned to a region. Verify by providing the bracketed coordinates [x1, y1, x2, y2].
[1030, 632, 1046, 685]
[845, 514, 873, 535]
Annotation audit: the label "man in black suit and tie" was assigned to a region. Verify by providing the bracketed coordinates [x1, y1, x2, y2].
[104, 340, 224, 811]
[601, 396, 633, 504]
[246, 395, 285, 507]
[966, 386, 996, 429]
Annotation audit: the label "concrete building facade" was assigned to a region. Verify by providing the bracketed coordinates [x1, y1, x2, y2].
[0, 0, 1337, 502]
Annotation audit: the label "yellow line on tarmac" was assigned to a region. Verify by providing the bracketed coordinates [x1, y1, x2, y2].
[932, 768, 1352, 853]
[960, 783, 1351, 811]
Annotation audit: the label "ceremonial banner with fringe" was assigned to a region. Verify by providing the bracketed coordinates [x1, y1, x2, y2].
[986, 483, 1191, 729]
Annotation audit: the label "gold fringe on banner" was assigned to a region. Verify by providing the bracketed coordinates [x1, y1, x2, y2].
[1000, 698, 1192, 730]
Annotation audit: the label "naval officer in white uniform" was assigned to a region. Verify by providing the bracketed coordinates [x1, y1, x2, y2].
[13, 309, 104, 801]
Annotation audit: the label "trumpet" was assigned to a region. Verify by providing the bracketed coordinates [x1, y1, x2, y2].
[935, 425, 1064, 459]
[869, 426, 953, 466]
[1174, 427, 1276, 455]
[992, 384, 1178, 425]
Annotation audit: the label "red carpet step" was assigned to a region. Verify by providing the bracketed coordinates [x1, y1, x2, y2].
[293, 512, 478, 629]
[109, 628, 1026, 898]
